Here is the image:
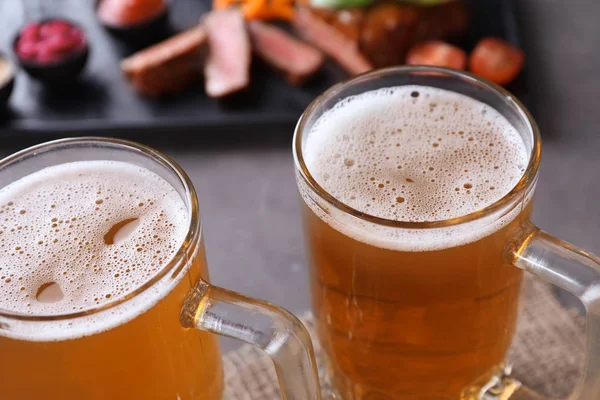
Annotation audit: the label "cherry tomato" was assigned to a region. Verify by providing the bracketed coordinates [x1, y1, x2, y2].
[406, 41, 467, 70]
[469, 37, 524, 85]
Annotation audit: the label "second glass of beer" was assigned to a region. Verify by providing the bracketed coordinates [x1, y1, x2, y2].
[294, 66, 600, 400]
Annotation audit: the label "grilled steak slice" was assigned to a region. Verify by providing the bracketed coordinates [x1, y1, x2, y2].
[121, 26, 206, 97]
[203, 9, 251, 98]
[249, 21, 324, 84]
[293, 6, 373, 75]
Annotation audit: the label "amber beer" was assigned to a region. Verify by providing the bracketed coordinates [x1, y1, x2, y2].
[0, 161, 223, 399]
[298, 85, 532, 399]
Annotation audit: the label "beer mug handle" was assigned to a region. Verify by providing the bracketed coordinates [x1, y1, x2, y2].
[181, 280, 321, 400]
[491, 221, 600, 399]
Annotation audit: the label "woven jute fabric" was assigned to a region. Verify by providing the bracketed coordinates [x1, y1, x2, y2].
[222, 275, 586, 399]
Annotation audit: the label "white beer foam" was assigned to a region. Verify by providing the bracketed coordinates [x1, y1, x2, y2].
[0, 161, 190, 341]
[301, 85, 530, 251]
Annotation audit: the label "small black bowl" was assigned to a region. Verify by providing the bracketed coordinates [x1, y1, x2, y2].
[12, 18, 90, 83]
[95, 0, 170, 43]
[0, 53, 16, 108]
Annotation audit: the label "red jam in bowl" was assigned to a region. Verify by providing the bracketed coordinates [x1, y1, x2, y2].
[16, 20, 86, 65]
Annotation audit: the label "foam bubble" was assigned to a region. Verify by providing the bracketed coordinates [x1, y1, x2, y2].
[301, 85, 530, 250]
[0, 161, 189, 340]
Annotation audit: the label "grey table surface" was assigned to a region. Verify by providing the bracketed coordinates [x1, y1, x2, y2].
[1, 0, 599, 353]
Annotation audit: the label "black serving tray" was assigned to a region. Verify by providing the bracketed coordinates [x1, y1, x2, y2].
[0, 0, 526, 138]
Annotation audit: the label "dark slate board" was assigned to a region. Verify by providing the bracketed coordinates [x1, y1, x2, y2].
[0, 0, 526, 138]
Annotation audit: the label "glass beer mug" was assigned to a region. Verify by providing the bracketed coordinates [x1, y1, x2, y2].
[293, 66, 600, 400]
[0, 138, 320, 400]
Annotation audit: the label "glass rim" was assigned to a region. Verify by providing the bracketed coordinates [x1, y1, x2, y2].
[293, 65, 542, 229]
[0, 137, 201, 322]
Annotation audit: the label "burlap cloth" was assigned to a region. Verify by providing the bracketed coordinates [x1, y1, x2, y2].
[222, 275, 586, 399]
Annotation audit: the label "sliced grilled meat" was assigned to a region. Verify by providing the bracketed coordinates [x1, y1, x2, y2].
[203, 9, 251, 98]
[249, 21, 324, 84]
[293, 6, 373, 75]
[121, 26, 206, 97]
